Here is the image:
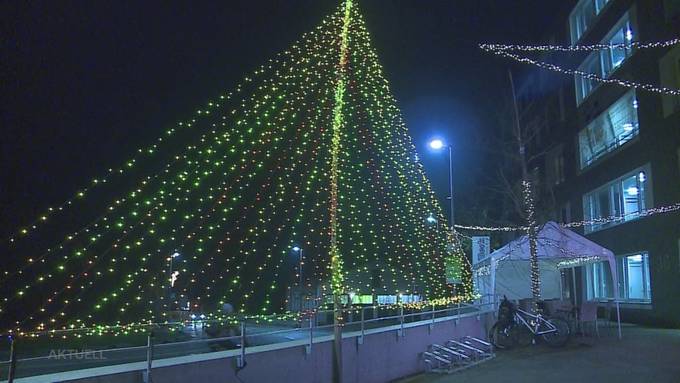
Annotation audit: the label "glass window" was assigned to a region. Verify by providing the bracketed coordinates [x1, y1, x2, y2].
[576, 55, 601, 104]
[618, 253, 651, 301]
[601, 20, 634, 76]
[583, 166, 649, 233]
[578, 90, 639, 168]
[587, 254, 652, 302]
[569, 0, 611, 43]
[575, 13, 635, 104]
[586, 261, 613, 299]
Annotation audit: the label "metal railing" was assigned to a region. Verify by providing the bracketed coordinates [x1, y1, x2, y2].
[1, 300, 495, 382]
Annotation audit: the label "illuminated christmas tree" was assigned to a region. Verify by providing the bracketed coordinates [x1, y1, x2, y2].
[0, 0, 470, 336]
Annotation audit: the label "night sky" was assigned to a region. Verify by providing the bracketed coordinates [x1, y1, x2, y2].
[1, 1, 568, 236]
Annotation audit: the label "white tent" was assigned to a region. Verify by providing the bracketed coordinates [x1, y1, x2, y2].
[473, 221, 621, 338]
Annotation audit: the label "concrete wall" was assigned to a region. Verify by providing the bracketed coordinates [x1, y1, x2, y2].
[36, 312, 492, 383]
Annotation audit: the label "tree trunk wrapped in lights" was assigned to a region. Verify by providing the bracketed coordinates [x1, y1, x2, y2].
[522, 179, 541, 305]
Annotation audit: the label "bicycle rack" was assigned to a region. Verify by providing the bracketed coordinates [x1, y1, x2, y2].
[422, 336, 495, 374]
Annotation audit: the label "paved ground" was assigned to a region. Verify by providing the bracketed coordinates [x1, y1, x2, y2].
[399, 324, 680, 383]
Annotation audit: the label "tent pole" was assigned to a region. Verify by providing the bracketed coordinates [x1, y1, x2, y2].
[571, 267, 577, 307]
[616, 300, 622, 339]
[559, 270, 563, 299]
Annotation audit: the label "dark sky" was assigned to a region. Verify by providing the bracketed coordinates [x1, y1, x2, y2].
[1, 0, 570, 235]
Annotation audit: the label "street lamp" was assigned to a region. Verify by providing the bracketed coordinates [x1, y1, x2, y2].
[292, 246, 303, 285]
[429, 139, 444, 150]
[428, 138, 454, 231]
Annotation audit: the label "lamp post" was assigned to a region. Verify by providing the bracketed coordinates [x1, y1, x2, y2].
[428, 139, 454, 230]
[429, 139, 458, 298]
[292, 246, 303, 285]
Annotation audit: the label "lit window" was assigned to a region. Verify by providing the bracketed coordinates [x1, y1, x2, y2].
[618, 253, 651, 301]
[585, 253, 652, 302]
[575, 13, 635, 104]
[569, 0, 611, 43]
[586, 261, 613, 300]
[582, 166, 650, 233]
[601, 20, 634, 76]
[576, 55, 601, 104]
[578, 90, 639, 168]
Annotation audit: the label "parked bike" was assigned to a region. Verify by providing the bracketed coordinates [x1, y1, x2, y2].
[489, 296, 570, 349]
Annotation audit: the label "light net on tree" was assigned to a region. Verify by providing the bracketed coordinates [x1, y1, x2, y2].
[1, 1, 471, 337]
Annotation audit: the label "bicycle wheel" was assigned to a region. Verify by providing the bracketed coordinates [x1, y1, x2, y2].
[540, 317, 570, 347]
[489, 322, 516, 349]
[514, 325, 534, 347]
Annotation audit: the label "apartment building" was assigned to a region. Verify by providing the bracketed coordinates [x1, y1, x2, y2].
[515, 0, 680, 326]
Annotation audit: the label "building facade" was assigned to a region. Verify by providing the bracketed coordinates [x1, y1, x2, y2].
[515, 0, 680, 327]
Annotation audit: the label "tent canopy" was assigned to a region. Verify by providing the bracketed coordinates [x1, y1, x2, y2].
[473, 221, 619, 301]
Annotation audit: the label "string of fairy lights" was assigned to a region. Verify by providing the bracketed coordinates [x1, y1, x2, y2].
[14, 294, 474, 339]
[452, 201, 680, 233]
[2, 1, 469, 340]
[479, 38, 680, 52]
[3, 6, 338, 336]
[479, 39, 680, 96]
[522, 180, 541, 301]
[4, 4, 679, 342]
[4, 21, 338, 332]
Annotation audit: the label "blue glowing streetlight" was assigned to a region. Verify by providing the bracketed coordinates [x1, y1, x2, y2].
[429, 139, 444, 150]
[428, 138, 454, 230]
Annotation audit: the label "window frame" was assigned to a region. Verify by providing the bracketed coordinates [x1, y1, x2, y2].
[617, 252, 652, 302]
[583, 252, 652, 303]
[569, 0, 612, 44]
[575, 12, 635, 105]
[582, 164, 652, 234]
[577, 89, 640, 169]
[585, 261, 613, 300]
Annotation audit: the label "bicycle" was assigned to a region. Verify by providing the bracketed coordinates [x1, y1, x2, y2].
[489, 296, 570, 349]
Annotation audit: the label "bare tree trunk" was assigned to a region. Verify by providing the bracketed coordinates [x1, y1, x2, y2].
[509, 70, 541, 308]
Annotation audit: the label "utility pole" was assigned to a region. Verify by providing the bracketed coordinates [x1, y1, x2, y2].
[447, 144, 456, 298]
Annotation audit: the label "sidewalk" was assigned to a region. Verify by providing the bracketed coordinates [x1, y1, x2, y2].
[399, 324, 680, 383]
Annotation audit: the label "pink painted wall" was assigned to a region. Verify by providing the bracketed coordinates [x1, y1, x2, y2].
[66, 314, 491, 383]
